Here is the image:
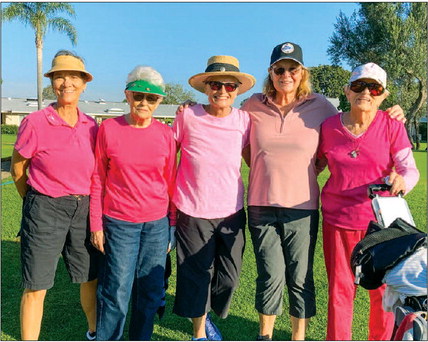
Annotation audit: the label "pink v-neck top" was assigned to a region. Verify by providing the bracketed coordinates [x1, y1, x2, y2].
[90, 116, 177, 232]
[15, 104, 98, 197]
[318, 110, 417, 229]
[242, 93, 337, 210]
[173, 104, 250, 219]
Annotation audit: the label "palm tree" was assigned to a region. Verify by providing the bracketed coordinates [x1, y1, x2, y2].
[3, 2, 77, 109]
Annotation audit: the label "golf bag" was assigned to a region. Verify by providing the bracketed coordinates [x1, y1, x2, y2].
[350, 184, 427, 340]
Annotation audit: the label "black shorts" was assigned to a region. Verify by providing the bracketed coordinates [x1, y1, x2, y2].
[20, 188, 99, 290]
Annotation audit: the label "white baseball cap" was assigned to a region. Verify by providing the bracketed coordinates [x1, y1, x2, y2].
[349, 62, 387, 88]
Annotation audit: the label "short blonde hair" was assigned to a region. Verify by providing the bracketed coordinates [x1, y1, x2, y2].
[263, 67, 312, 99]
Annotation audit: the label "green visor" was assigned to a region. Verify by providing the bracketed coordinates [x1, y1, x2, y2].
[125, 80, 166, 96]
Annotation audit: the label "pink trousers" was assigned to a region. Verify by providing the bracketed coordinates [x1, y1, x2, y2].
[323, 222, 394, 340]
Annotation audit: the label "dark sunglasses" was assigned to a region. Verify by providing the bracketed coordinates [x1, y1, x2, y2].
[131, 92, 161, 104]
[271, 66, 301, 76]
[349, 80, 385, 96]
[205, 81, 240, 92]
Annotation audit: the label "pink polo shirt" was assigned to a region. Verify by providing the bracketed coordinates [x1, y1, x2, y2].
[241, 93, 337, 210]
[90, 116, 176, 232]
[14, 104, 98, 197]
[173, 104, 250, 219]
[318, 111, 415, 230]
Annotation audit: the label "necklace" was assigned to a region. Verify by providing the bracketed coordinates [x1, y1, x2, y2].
[341, 113, 366, 158]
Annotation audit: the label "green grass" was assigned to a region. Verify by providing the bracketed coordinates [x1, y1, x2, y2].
[1, 134, 16, 159]
[1, 150, 426, 341]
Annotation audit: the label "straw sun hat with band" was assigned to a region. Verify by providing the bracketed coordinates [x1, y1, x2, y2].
[188, 55, 256, 95]
[44, 54, 93, 82]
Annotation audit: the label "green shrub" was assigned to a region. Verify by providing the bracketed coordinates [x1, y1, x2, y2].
[1, 125, 18, 135]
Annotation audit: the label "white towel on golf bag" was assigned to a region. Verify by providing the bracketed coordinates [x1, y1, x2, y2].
[382, 246, 427, 312]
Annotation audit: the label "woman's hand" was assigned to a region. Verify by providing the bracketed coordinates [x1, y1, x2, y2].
[176, 100, 197, 114]
[167, 226, 176, 253]
[385, 171, 406, 195]
[91, 230, 105, 254]
[385, 105, 406, 123]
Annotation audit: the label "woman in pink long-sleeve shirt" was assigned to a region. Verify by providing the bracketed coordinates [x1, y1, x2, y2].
[90, 66, 176, 341]
[317, 63, 419, 341]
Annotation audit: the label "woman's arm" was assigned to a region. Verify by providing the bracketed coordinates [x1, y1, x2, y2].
[89, 124, 109, 253]
[387, 147, 419, 195]
[10, 148, 30, 199]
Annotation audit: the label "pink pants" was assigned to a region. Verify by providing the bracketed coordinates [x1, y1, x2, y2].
[323, 222, 394, 340]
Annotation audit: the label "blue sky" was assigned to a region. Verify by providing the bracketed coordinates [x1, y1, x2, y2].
[2, 2, 359, 104]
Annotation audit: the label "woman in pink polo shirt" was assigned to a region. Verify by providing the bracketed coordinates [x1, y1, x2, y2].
[172, 56, 255, 341]
[11, 50, 99, 341]
[89, 65, 176, 341]
[317, 63, 419, 340]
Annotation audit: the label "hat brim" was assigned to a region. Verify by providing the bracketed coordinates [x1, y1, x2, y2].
[44, 68, 93, 82]
[188, 71, 256, 95]
[270, 57, 304, 67]
[349, 75, 386, 89]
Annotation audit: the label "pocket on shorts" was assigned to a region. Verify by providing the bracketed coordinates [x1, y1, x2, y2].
[23, 195, 59, 235]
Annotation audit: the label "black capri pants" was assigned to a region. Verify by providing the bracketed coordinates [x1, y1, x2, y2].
[173, 209, 246, 319]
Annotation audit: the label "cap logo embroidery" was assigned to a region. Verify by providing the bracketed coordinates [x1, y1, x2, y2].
[281, 43, 294, 54]
[146, 87, 150, 91]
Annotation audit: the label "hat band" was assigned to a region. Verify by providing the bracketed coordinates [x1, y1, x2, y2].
[125, 79, 166, 96]
[205, 63, 240, 73]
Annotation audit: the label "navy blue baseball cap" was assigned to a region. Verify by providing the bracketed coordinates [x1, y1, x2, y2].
[270, 42, 304, 67]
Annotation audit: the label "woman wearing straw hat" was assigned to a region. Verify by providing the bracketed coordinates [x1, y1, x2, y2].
[172, 55, 255, 341]
[89, 65, 177, 341]
[11, 50, 99, 340]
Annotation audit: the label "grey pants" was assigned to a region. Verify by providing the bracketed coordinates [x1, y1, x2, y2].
[248, 206, 318, 318]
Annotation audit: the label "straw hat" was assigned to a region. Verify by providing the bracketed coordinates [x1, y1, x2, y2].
[188, 55, 255, 95]
[44, 55, 93, 81]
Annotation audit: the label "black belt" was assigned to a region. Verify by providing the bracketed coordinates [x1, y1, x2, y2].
[30, 187, 88, 199]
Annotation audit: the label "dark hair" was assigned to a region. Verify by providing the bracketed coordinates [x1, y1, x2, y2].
[50, 50, 88, 81]
[53, 49, 85, 64]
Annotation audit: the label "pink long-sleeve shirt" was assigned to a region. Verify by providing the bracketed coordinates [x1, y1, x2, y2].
[90, 116, 176, 232]
[15, 104, 98, 197]
[318, 111, 419, 230]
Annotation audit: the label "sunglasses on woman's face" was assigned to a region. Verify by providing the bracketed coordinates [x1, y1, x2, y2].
[271, 66, 301, 76]
[132, 92, 160, 104]
[349, 80, 385, 96]
[205, 81, 240, 92]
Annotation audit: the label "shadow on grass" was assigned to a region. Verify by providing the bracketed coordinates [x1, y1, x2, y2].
[1, 239, 99, 341]
[152, 293, 295, 341]
[2, 239, 294, 341]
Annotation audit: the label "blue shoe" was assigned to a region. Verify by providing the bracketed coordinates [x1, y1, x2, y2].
[205, 313, 222, 341]
[191, 337, 208, 341]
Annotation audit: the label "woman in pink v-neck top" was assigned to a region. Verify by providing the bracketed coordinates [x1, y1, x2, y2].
[317, 63, 419, 341]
